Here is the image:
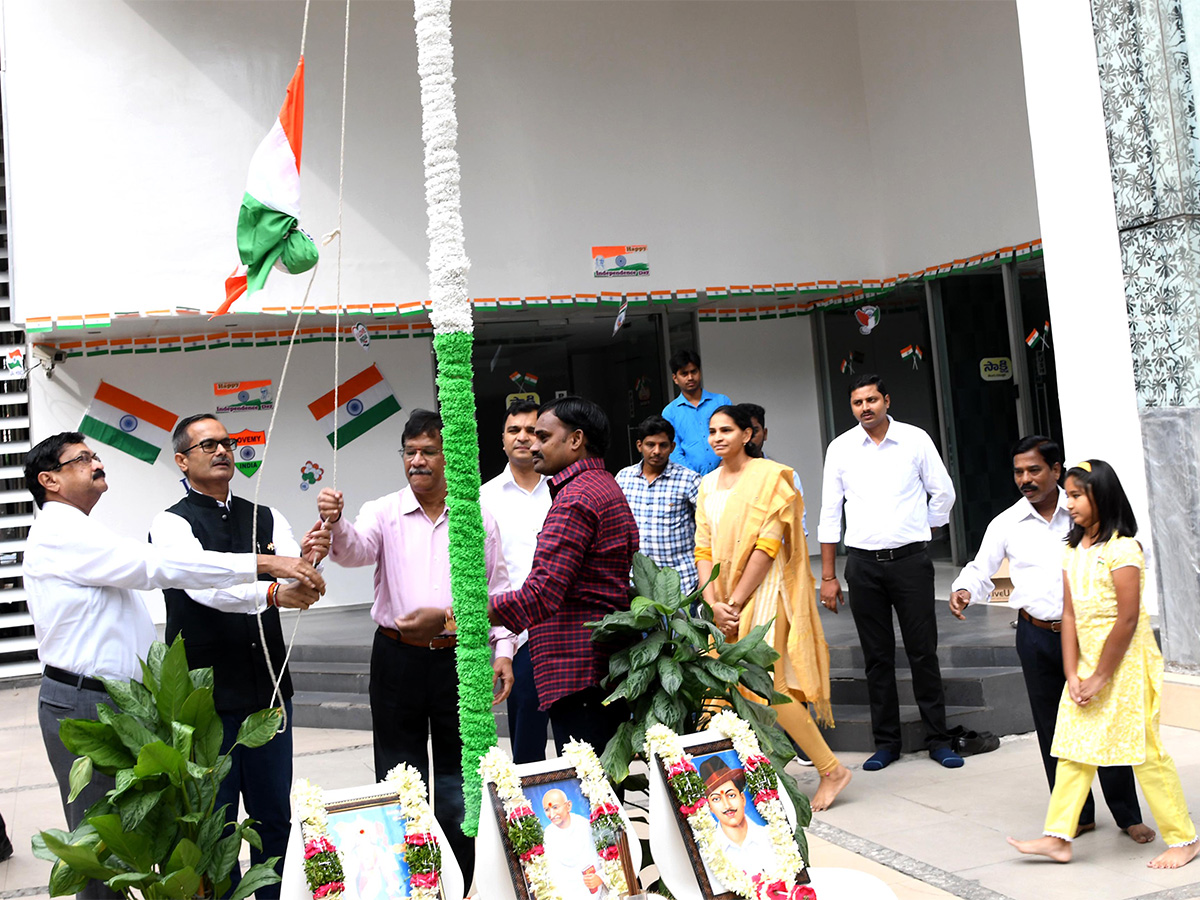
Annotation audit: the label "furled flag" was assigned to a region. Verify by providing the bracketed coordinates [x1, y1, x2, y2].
[217, 57, 318, 316]
[308, 364, 403, 448]
[80, 382, 178, 464]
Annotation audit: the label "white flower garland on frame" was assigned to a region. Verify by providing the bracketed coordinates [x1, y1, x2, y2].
[560, 739, 632, 896]
[480, 746, 561, 900]
[646, 716, 812, 900]
[383, 763, 445, 900]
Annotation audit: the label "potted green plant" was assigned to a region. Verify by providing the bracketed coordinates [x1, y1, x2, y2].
[589, 553, 812, 857]
[32, 637, 286, 899]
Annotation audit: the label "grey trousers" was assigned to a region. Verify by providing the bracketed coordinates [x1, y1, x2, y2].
[38, 675, 120, 899]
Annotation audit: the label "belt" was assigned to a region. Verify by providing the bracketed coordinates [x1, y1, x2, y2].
[44, 665, 106, 693]
[847, 541, 927, 562]
[377, 626, 457, 650]
[1019, 608, 1062, 633]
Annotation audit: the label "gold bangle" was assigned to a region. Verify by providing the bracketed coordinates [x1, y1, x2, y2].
[821, 575, 838, 582]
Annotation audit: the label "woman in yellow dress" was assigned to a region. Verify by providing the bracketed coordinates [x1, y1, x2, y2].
[1009, 459, 1197, 869]
[694, 404, 852, 812]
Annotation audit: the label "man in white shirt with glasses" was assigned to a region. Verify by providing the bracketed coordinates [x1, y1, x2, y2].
[949, 435, 1151, 843]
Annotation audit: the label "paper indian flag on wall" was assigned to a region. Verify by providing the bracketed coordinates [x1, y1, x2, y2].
[307, 364, 402, 448]
[79, 382, 179, 464]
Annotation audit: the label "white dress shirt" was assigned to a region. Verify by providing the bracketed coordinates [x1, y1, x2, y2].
[951, 488, 1072, 621]
[23, 501, 259, 681]
[149, 495, 304, 613]
[817, 416, 956, 549]
[703, 817, 781, 890]
[480, 464, 551, 653]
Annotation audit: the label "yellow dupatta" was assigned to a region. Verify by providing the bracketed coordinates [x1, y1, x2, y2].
[697, 457, 833, 725]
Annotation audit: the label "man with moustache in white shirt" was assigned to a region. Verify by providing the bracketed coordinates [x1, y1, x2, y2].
[949, 435, 1152, 843]
[819, 374, 960, 771]
[480, 399, 552, 762]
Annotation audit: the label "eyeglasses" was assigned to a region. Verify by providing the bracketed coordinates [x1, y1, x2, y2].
[51, 452, 101, 470]
[399, 447, 444, 460]
[180, 438, 238, 455]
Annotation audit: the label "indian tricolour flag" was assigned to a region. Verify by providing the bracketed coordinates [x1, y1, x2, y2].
[217, 57, 317, 316]
[307, 364, 402, 448]
[80, 382, 178, 464]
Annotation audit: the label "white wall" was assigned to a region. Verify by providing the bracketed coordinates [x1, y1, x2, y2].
[4, 0, 1036, 323]
[698, 316, 825, 556]
[28, 338, 438, 619]
[855, 1, 1041, 274]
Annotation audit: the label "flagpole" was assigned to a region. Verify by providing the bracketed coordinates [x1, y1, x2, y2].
[413, 0, 495, 836]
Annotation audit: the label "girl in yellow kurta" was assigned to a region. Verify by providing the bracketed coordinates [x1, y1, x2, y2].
[1009, 460, 1197, 869]
[694, 404, 853, 812]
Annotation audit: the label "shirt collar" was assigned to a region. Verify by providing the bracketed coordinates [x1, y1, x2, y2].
[549, 456, 607, 495]
[185, 488, 231, 510]
[670, 390, 715, 409]
[398, 485, 447, 523]
[1016, 486, 1069, 524]
[500, 463, 546, 494]
[857, 415, 897, 445]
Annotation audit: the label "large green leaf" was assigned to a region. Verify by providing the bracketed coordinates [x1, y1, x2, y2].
[107, 871, 156, 893]
[145, 641, 169, 684]
[193, 711, 224, 768]
[235, 708, 282, 749]
[195, 812, 230, 874]
[32, 829, 70, 863]
[47, 858, 90, 897]
[631, 552, 659, 599]
[700, 657, 740, 684]
[102, 710, 161, 757]
[89, 814, 155, 873]
[741, 639, 780, 669]
[134, 741, 187, 786]
[229, 860, 282, 900]
[669, 615, 708, 650]
[158, 865, 202, 898]
[116, 788, 163, 831]
[139, 658, 159, 694]
[143, 793, 181, 864]
[58, 720, 137, 770]
[650, 689, 686, 730]
[40, 831, 119, 882]
[599, 720, 634, 784]
[154, 639, 192, 724]
[239, 821, 264, 853]
[629, 631, 667, 671]
[188, 666, 215, 692]
[656, 656, 683, 694]
[177, 686, 216, 729]
[630, 595, 656, 617]
[652, 566, 682, 612]
[101, 677, 158, 722]
[622, 663, 657, 701]
[67, 756, 93, 804]
[738, 662, 777, 700]
[166, 837, 201, 874]
[718, 622, 771, 665]
[171, 722, 195, 760]
[606, 647, 633, 683]
[210, 832, 241, 880]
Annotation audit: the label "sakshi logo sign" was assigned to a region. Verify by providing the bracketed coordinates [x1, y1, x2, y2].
[593, 245, 649, 277]
[215, 380, 273, 414]
[229, 429, 266, 477]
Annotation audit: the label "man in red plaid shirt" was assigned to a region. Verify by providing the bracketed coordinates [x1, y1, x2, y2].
[489, 396, 638, 755]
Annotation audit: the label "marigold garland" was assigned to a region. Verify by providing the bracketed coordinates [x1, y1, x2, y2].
[646, 714, 815, 900]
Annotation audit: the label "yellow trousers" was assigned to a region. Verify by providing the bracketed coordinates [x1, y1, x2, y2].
[1044, 717, 1196, 847]
[771, 688, 840, 776]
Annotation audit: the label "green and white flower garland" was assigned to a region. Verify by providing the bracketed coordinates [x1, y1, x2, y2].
[646, 713, 814, 900]
[412, 0, 496, 836]
[292, 765, 444, 900]
[561, 740, 632, 896]
[480, 747, 559, 900]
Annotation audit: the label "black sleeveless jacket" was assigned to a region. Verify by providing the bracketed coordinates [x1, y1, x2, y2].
[160, 491, 293, 711]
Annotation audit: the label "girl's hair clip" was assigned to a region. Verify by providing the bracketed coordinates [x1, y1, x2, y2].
[1073, 460, 1092, 473]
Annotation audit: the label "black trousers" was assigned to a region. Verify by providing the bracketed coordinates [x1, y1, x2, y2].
[507, 643, 550, 764]
[369, 632, 474, 886]
[845, 550, 950, 752]
[1015, 615, 1143, 828]
[548, 686, 629, 759]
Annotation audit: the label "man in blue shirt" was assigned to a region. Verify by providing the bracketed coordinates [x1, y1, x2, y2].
[615, 416, 701, 592]
[661, 350, 731, 475]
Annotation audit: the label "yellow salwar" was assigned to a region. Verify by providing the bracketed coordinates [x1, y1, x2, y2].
[1043, 537, 1196, 847]
[695, 458, 838, 774]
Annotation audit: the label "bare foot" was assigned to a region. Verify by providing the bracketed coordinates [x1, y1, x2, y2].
[1007, 835, 1072, 862]
[811, 764, 852, 812]
[1123, 824, 1156, 844]
[1148, 842, 1200, 869]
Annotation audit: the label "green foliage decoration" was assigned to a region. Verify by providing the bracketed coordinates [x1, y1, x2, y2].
[588, 553, 813, 861]
[32, 637, 284, 899]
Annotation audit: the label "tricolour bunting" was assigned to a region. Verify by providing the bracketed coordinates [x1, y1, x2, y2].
[79, 382, 178, 464]
[307, 364, 402, 448]
[217, 57, 318, 316]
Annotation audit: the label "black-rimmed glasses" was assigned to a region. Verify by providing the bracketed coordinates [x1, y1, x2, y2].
[180, 438, 238, 455]
[51, 452, 101, 470]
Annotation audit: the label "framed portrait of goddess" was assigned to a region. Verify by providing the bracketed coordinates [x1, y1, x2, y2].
[649, 733, 808, 900]
[481, 755, 642, 900]
[280, 781, 465, 900]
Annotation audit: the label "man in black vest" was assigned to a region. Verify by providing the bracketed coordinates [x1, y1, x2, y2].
[150, 414, 329, 899]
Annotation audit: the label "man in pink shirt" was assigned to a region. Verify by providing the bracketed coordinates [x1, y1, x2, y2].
[317, 409, 514, 885]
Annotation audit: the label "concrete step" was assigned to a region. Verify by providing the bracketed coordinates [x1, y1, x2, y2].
[289, 661, 370, 695]
[289, 643, 371, 664]
[828, 665, 1026, 709]
[817, 703, 1016, 754]
[291, 690, 372, 730]
[827, 641, 1020, 671]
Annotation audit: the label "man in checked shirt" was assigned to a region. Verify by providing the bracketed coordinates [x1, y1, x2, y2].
[489, 396, 639, 755]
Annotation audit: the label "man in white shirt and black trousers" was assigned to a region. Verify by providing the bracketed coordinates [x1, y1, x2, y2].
[818, 375, 961, 771]
[22, 432, 324, 898]
[949, 435, 1153, 842]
